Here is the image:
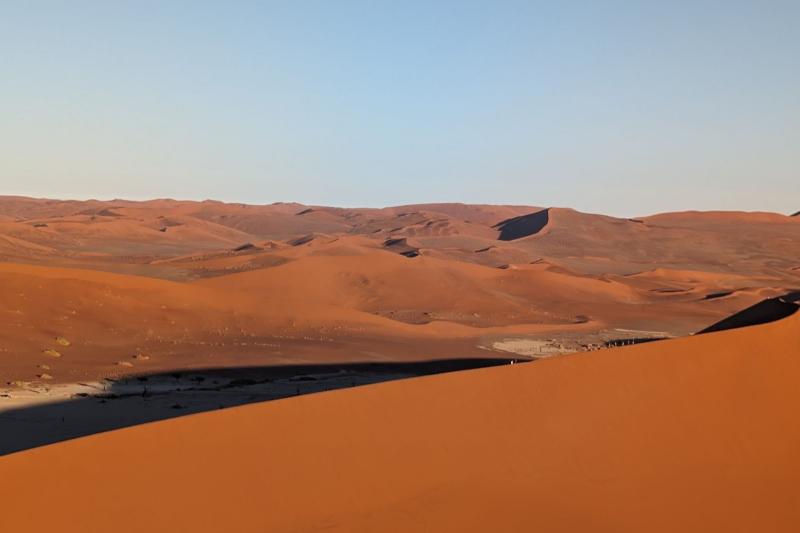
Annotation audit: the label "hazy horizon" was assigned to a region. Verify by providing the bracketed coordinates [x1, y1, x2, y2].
[3, 193, 799, 219]
[2, 1, 798, 217]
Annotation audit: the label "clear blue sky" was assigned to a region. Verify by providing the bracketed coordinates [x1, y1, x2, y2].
[1, 1, 798, 216]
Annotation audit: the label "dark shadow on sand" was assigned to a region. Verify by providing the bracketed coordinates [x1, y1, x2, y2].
[698, 291, 800, 334]
[494, 209, 550, 241]
[0, 358, 525, 456]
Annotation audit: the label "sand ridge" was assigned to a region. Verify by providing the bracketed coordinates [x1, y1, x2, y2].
[0, 309, 798, 532]
[1, 197, 798, 386]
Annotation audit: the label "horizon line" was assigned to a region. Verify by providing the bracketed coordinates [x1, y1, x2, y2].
[1, 194, 796, 219]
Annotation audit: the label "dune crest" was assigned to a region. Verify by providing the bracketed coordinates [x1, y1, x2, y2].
[1, 308, 798, 532]
[1, 196, 798, 385]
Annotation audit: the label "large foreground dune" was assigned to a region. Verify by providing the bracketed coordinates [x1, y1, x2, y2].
[1, 309, 798, 532]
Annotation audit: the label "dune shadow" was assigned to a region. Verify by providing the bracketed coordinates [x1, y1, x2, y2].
[0, 358, 523, 456]
[698, 291, 800, 334]
[383, 237, 420, 257]
[494, 209, 550, 241]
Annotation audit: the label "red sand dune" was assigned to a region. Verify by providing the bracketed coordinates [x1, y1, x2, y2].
[1, 197, 798, 385]
[1, 310, 798, 532]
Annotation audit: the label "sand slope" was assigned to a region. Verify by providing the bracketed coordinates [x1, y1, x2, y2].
[1, 196, 797, 385]
[1, 310, 798, 532]
[2, 197, 797, 280]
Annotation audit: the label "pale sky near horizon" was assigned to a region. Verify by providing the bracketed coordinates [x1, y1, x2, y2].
[1, 1, 798, 217]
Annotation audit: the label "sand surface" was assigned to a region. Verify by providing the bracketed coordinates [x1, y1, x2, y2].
[0, 359, 516, 455]
[0, 310, 798, 531]
[1, 197, 799, 530]
[1, 197, 797, 386]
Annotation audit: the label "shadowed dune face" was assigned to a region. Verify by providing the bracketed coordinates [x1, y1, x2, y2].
[0, 359, 519, 456]
[1, 197, 799, 386]
[493, 208, 550, 240]
[699, 291, 800, 333]
[0, 310, 798, 532]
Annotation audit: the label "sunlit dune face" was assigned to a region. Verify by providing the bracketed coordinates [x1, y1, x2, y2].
[0, 198, 798, 386]
[0, 309, 798, 532]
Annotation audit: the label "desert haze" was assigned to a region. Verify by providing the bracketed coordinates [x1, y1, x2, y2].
[1, 196, 799, 531]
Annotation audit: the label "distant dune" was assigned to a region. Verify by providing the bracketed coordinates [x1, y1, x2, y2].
[0, 196, 798, 386]
[1, 305, 798, 532]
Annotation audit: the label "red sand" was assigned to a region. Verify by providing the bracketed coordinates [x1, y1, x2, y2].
[1, 197, 798, 385]
[1, 311, 798, 532]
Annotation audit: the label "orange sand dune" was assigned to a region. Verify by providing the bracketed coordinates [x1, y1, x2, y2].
[0, 258, 613, 384]
[644, 209, 799, 224]
[1, 310, 798, 532]
[1, 196, 798, 386]
[3, 196, 797, 281]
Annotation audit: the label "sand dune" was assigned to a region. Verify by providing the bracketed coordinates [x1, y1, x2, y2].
[0, 255, 613, 384]
[1, 197, 797, 386]
[1, 196, 798, 530]
[3, 197, 796, 280]
[1, 307, 797, 532]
